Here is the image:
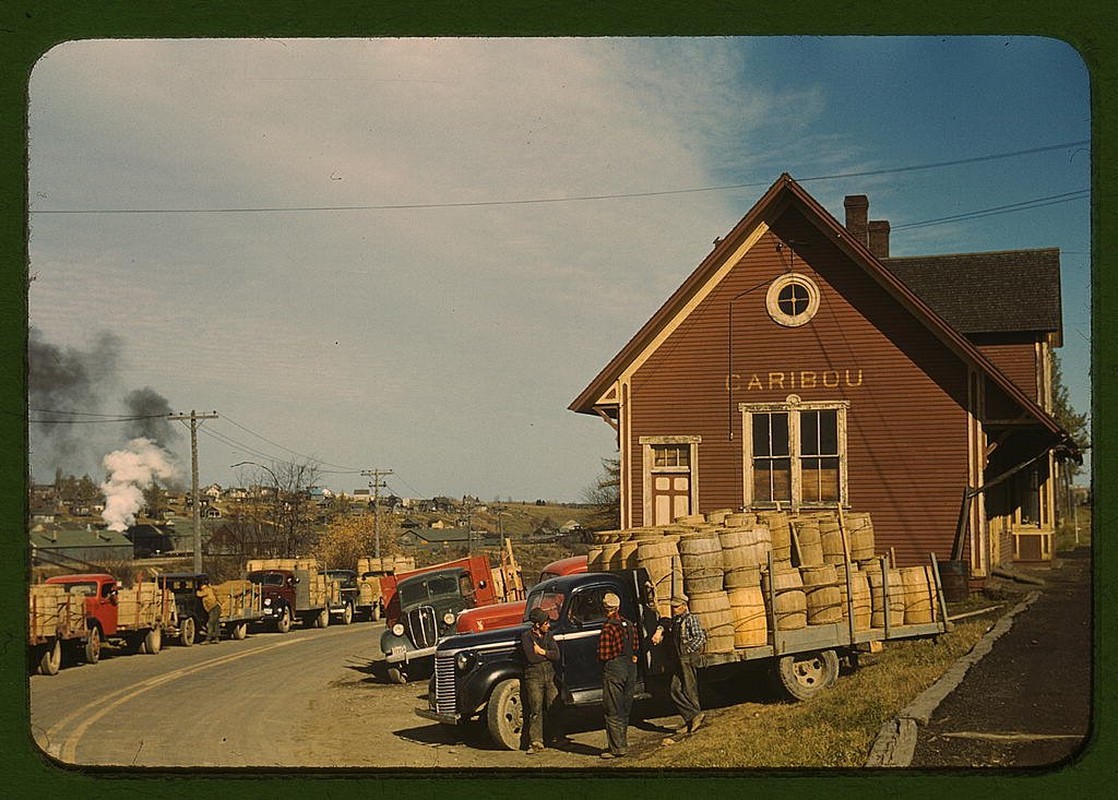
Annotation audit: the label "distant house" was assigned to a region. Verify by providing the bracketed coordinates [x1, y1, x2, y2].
[203, 483, 222, 500]
[30, 525, 134, 565]
[124, 523, 177, 558]
[559, 520, 584, 534]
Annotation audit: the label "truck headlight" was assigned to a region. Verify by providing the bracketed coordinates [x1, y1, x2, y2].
[263, 598, 272, 607]
[443, 612, 456, 626]
[456, 652, 474, 672]
[392, 623, 405, 637]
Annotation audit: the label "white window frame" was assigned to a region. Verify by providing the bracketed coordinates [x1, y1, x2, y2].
[639, 435, 700, 526]
[766, 272, 821, 327]
[739, 395, 848, 510]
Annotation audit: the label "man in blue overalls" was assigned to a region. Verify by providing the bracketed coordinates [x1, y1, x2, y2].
[597, 591, 640, 759]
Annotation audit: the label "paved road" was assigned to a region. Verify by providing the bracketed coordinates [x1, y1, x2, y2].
[910, 549, 1092, 769]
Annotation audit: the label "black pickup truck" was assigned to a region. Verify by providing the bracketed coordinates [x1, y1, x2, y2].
[415, 568, 670, 750]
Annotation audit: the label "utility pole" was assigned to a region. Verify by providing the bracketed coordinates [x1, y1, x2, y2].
[171, 411, 219, 573]
[361, 468, 393, 559]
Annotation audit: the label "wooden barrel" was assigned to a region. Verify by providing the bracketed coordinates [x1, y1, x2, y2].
[901, 565, 936, 624]
[791, 517, 824, 567]
[846, 512, 876, 562]
[866, 563, 905, 628]
[683, 568, 724, 595]
[636, 540, 683, 615]
[800, 564, 842, 625]
[727, 586, 767, 648]
[587, 545, 605, 571]
[706, 508, 733, 526]
[678, 531, 723, 572]
[618, 540, 639, 570]
[600, 542, 622, 571]
[725, 512, 755, 528]
[761, 567, 807, 631]
[817, 514, 846, 565]
[761, 511, 793, 562]
[690, 590, 735, 654]
[849, 568, 872, 631]
[675, 514, 706, 527]
[723, 563, 762, 589]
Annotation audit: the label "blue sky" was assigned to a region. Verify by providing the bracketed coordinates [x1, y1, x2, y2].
[26, 37, 1091, 501]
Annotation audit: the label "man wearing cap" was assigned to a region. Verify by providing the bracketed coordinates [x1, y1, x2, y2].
[651, 594, 706, 744]
[520, 606, 561, 752]
[596, 591, 640, 758]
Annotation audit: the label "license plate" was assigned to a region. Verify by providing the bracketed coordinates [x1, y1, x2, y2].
[391, 645, 406, 658]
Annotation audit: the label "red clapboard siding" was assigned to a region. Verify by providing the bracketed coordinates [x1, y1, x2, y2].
[627, 208, 970, 566]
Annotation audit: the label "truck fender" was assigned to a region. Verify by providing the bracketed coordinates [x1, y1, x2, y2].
[379, 627, 410, 655]
[464, 662, 524, 718]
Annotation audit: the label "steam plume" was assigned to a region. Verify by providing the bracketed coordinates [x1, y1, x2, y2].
[100, 438, 179, 532]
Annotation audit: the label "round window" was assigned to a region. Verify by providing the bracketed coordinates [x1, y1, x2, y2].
[766, 273, 820, 327]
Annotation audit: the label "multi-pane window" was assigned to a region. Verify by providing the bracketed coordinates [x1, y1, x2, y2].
[741, 401, 847, 508]
[652, 444, 690, 469]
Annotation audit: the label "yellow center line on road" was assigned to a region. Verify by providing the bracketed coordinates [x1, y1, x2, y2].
[44, 628, 365, 764]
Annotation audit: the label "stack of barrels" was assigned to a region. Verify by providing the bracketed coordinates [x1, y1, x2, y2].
[585, 507, 939, 656]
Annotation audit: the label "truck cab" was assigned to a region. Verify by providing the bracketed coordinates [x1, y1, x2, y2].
[417, 568, 665, 749]
[246, 569, 299, 632]
[44, 573, 120, 663]
[324, 568, 360, 624]
[379, 558, 496, 684]
[454, 554, 588, 634]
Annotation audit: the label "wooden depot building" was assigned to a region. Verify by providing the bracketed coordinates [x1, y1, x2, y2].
[570, 174, 1080, 579]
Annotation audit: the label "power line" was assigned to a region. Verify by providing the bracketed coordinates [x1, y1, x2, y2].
[892, 190, 1089, 230]
[218, 413, 361, 472]
[29, 140, 1089, 216]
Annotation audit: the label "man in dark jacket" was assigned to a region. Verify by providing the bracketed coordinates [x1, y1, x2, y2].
[596, 591, 640, 758]
[651, 594, 706, 744]
[520, 606, 561, 752]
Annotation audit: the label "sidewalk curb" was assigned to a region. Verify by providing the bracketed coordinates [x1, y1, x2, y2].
[864, 590, 1041, 768]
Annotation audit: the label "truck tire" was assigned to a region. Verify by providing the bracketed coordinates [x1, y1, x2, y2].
[84, 626, 102, 665]
[775, 649, 839, 701]
[486, 678, 524, 751]
[387, 666, 408, 684]
[232, 621, 248, 640]
[179, 616, 196, 647]
[341, 603, 354, 625]
[38, 640, 62, 676]
[316, 608, 330, 628]
[275, 607, 292, 634]
[144, 627, 162, 655]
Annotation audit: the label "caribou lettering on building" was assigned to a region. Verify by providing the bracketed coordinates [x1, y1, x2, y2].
[725, 369, 865, 392]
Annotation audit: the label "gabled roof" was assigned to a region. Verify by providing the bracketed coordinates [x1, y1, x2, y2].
[569, 174, 1076, 455]
[883, 249, 1062, 340]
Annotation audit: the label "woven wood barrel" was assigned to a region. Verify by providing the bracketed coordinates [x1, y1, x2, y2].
[847, 567, 872, 631]
[587, 544, 605, 571]
[630, 526, 664, 540]
[762, 567, 807, 630]
[867, 563, 905, 628]
[675, 513, 706, 527]
[724, 512, 755, 528]
[706, 508, 734, 526]
[800, 564, 842, 625]
[846, 512, 876, 562]
[791, 517, 825, 567]
[618, 540, 640, 570]
[678, 531, 723, 568]
[723, 563, 762, 589]
[817, 514, 846, 565]
[761, 511, 793, 562]
[727, 586, 767, 648]
[600, 542, 622, 571]
[901, 565, 936, 624]
[690, 590, 735, 654]
[746, 525, 773, 565]
[637, 541, 683, 615]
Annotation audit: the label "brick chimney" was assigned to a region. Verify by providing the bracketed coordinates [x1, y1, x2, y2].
[844, 195, 869, 247]
[868, 219, 890, 258]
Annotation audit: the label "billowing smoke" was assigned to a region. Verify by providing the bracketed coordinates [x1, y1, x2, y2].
[100, 438, 179, 532]
[28, 329, 182, 485]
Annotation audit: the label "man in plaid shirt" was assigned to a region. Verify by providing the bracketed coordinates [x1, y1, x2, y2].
[651, 594, 706, 744]
[596, 592, 640, 758]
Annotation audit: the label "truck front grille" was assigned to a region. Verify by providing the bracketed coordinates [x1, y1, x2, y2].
[434, 654, 457, 715]
[406, 605, 438, 649]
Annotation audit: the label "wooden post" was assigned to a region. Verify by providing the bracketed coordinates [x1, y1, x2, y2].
[837, 506, 856, 645]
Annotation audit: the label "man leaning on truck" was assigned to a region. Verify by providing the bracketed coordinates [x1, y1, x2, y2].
[521, 607, 561, 753]
[596, 592, 639, 759]
[196, 578, 222, 644]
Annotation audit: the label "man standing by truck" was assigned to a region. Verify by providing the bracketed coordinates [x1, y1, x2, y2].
[196, 578, 221, 644]
[520, 607, 560, 753]
[597, 592, 639, 759]
[652, 594, 707, 745]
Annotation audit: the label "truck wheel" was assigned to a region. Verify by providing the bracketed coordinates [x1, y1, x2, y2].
[39, 641, 62, 676]
[775, 649, 839, 701]
[316, 608, 330, 628]
[179, 616, 196, 647]
[144, 627, 162, 655]
[486, 678, 523, 751]
[84, 626, 102, 665]
[342, 603, 354, 625]
[387, 666, 408, 684]
[232, 622, 248, 640]
[275, 607, 292, 634]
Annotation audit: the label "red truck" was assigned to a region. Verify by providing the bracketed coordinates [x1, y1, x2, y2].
[378, 554, 506, 684]
[454, 554, 588, 633]
[41, 574, 172, 668]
